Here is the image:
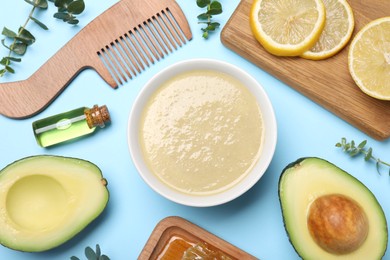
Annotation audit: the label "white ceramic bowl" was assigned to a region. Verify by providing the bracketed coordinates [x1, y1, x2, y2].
[128, 59, 277, 207]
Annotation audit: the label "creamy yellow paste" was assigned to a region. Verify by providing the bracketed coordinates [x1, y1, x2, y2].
[139, 70, 264, 195]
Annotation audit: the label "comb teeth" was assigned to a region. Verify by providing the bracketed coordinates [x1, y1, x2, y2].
[97, 8, 190, 86]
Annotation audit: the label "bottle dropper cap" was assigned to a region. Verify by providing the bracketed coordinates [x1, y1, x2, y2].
[85, 105, 111, 128]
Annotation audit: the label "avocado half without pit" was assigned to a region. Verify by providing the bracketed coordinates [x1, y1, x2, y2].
[0, 155, 109, 252]
[279, 157, 388, 259]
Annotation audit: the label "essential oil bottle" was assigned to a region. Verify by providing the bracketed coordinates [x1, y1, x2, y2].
[32, 105, 111, 147]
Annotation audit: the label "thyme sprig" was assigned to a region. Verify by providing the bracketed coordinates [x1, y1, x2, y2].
[335, 137, 390, 175]
[0, 0, 85, 77]
[196, 0, 222, 39]
[71, 244, 110, 260]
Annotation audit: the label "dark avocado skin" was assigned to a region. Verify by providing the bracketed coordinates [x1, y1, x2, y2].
[278, 157, 309, 258]
[278, 157, 388, 259]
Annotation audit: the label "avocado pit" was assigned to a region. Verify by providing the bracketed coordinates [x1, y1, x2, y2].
[307, 194, 369, 255]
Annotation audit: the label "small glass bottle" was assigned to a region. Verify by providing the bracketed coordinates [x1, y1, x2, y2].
[32, 105, 111, 147]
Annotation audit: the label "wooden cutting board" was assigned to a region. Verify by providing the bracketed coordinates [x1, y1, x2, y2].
[221, 0, 390, 140]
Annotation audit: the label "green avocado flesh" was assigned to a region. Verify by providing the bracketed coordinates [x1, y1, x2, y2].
[0, 155, 109, 252]
[279, 157, 388, 259]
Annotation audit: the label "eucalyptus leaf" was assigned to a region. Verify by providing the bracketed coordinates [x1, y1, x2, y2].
[349, 148, 360, 157]
[85, 246, 97, 260]
[196, 0, 210, 8]
[209, 9, 222, 15]
[365, 147, 373, 161]
[7, 56, 22, 62]
[30, 16, 49, 30]
[0, 58, 9, 66]
[67, 0, 85, 15]
[208, 1, 222, 15]
[1, 39, 10, 50]
[24, 0, 37, 7]
[17, 27, 36, 45]
[2, 27, 17, 38]
[358, 140, 367, 149]
[11, 42, 28, 55]
[100, 255, 110, 260]
[53, 12, 71, 20]
[197, 13, 209, 20]
[70, 257, 80, 260]
[5, 65, 15, 73]
[95, 244, 101, 257]
[54, 0, 69, 8]
[36, 0, 48, 9]
[66, 18, 79, 25]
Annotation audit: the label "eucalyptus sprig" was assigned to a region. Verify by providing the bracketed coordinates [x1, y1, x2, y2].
[335, 137, 390, 175]
[196, 0, 223, 39]
[71, 244, 110, 260]
[0, 0, 85, 77]
[49, 0, 85, 25]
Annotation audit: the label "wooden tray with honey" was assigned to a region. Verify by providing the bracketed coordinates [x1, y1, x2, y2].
[138, 216, 258, 259]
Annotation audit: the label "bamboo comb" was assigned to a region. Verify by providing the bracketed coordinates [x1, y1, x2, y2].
[0, 0, 192, 119]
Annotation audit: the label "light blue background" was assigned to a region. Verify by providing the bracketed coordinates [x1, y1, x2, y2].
[0, 1, 389, 259]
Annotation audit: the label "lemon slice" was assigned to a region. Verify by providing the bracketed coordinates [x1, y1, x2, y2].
[348, 17, 390, 100]
[301, 0, 354, 60]
[249, 0, 326, 56]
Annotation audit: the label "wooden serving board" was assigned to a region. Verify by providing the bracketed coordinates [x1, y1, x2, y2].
[221, 0, 390, 140]
[138, 216, 257, 259]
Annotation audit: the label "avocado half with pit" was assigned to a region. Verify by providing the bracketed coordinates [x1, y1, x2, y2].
[279, 157, 388, 259]
[0, 155, 109, 252]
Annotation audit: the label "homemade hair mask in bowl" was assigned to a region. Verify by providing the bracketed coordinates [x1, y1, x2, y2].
[128, 59, 277, 207]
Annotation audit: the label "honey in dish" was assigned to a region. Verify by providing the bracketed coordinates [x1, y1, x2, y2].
[139, 70, 264, 195]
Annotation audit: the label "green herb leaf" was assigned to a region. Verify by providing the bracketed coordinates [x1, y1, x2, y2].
[336, 137, 390, 175]
[365, 147, 373, 161]
[70, 257, 80, 260]
[197, 13, 209, 20]
[208, 1, 222, 15]
[67, 0, 85, 15]
[1, 56, 21, 64]
[197, 0, 210, 8]
[196, 0, 222, 39]
[0, 68, 7, 76]
[95, 244, 101, 257]
[30, 16, 49, 30]
[54, 0, 71, 8]
[100, 255, 110, 260]
[10, 42, 28, 55]
[53, 12, 71, 20]
[85, 246, 97, 260]
[1, 0, 85, 77]
[36, 0, 49, 9]
[1, 39, 10, 50]
[66, 18, 79, 25]
[2, 27, 17, 38]
[0, 57, 9, 66]
[24, 0, 48, 8]
[5, 65, 15, 73]
[17, 27, 36, 45]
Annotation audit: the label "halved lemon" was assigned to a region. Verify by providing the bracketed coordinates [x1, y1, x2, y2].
[301, 0, 354, 60]
[249, 0, 326, 56]
[348, 17, 390, 100]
